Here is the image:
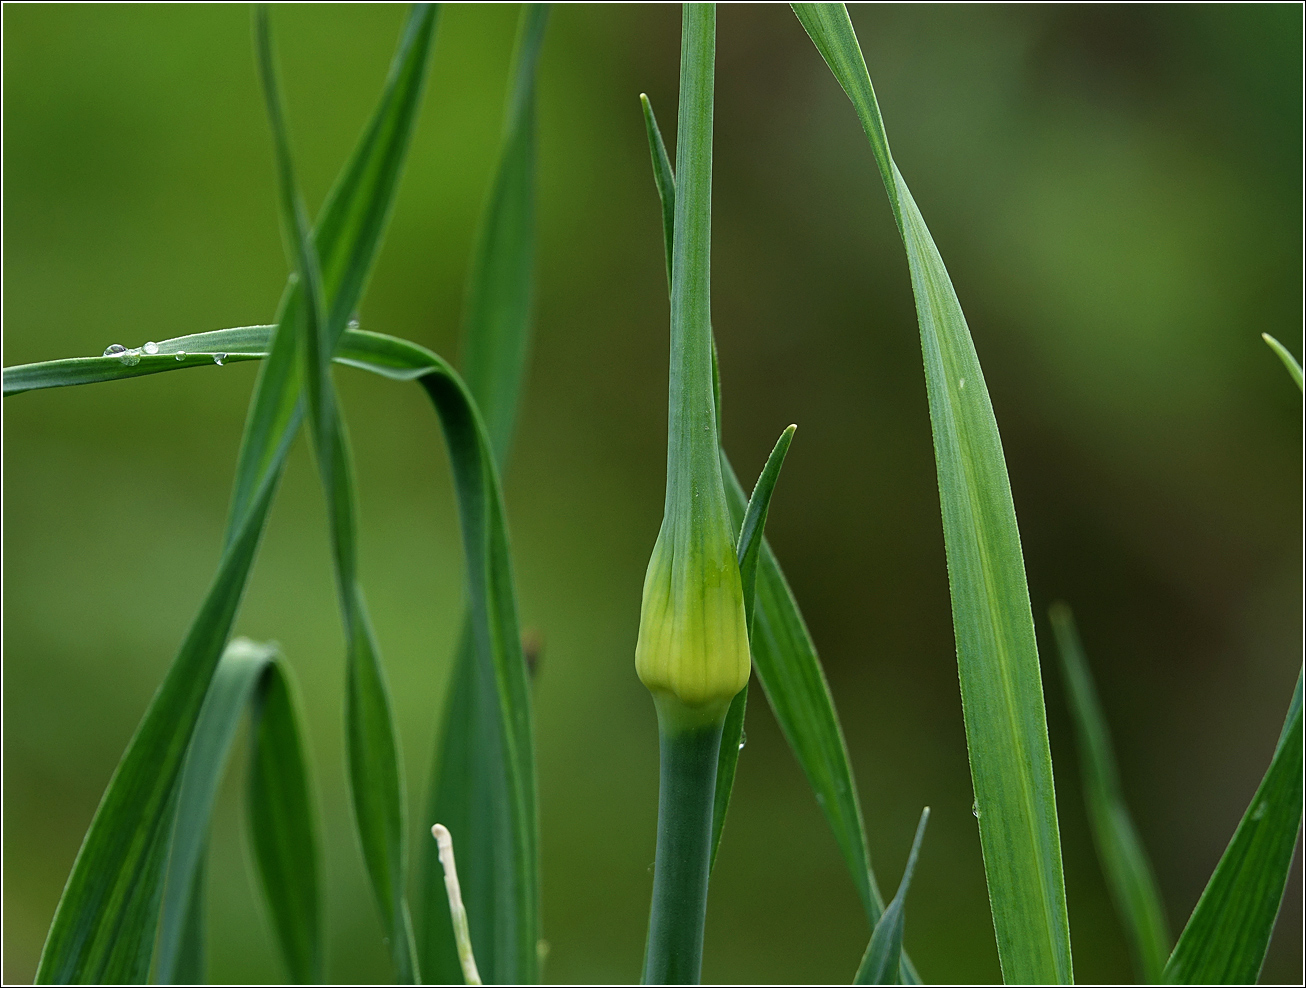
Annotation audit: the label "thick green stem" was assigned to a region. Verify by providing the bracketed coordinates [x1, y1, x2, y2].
[643, 713, 725, 985]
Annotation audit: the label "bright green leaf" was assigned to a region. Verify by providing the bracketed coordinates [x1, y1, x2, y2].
[1163, 671, 1303, 984]
[793, 5, 1072, 981]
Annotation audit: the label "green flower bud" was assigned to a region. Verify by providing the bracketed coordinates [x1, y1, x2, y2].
[635, 506, 750, 728]
[634, 10, 746, 732]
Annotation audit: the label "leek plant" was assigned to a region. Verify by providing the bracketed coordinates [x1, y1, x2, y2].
[3, 3, 1300, 985]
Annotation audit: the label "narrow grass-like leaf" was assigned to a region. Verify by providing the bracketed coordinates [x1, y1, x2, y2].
[710, 425, 796, 870]
[28, 9, 436, 982]
[793, 6, 1072, 981]
[640, 88, 909, 978]
[420, 8, 548, 984]
[1049, 603, 1169, 983]
[1162, 671, 1303, 984]
[247, 654, 323, 984]
[156, 638, 281, 984]
[855, 808, 930, 985]
[156, 638, 320, 985]
[257, 8, 418, 979]
[11, 322, 540, 985]
[228, 3, 439, 534]
[1262, 333, 1304, 392]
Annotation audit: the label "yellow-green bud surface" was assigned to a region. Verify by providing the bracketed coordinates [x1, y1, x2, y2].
[636, 513, 750, 727]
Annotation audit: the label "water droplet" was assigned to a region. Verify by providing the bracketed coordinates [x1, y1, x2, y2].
[972, 799, 981, 819]
[103, 344, 127, 357]
[1251, 801, 1267, 821]
[119, 348, 141, 366]
[959, 377, 966, 389]
[738, 731, 747, 752]
[143, 341, 160, 355]
[213, 353, 227, 366]
[175, 351, 187, 361]
[347, 318, 361, 332]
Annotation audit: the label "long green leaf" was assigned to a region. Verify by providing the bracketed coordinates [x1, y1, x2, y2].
[28, 9, 437, 982]
[156, 639, 320, 985]
[710, 425, 796, 870]
[1261, 333, 1304, 392]
[792, 5, 1072, 981]
[1163, 671, 1303, 984]
[1049, 603, 1169, 983]
[421, 7, 549, 984]
[247, 653, 323, 984]
[854, 808, 930, 985]
[639, 90, 912, 980]
[155, 638, 279, 984]
[11, 323, 541, 986]
[257, 7, 419, 980]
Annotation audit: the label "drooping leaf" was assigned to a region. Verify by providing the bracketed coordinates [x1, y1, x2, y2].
[1162, 671, 1303, 984]
[11, 321, 541, 986]
[1049, 603, 1169, 983]
[155, 638, 279, 984]
[28, 8, 437, 982]
[419, 6, 549, 985]
[854, 808, 930, 985]
[711, 424, 796, 870]
[155, 639, 320, 985]
[793, 5, 1072, 981]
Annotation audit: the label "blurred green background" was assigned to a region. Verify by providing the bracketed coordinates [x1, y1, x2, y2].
[3, 4, 1301, 984]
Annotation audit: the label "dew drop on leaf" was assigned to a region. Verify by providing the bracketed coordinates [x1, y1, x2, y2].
[143, 341, 159, 355]
[213, 353, 227, 366]
[103, 344, 127, 357]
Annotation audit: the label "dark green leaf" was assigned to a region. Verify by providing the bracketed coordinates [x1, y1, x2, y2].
[1163, 671, 1303, 984]
[156, 638, 281, 984]
[156, 639, 321, 985]
[1050, 603, 1170, 983]
[420, 7, 549, 984]
[30, 8, 437, 982]
[257, 6, 418, 979]
[247, 656, 323, 984]
[855, 808, 930, 985]
[793, 5, 1072, 980]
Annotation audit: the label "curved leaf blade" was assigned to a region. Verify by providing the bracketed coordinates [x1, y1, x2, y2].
[247, 656, 323, 984]
[257, 7, 418, 979]
[1261, 333, 1304, 393]
[1049, 604, 1170, 983]
[421, 7, 549, 984]
[156, 638, 281, 984]
[1163, 672, 1303, 984]
[793, 5, 1073, 981]
[29, 8, 437, 981]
